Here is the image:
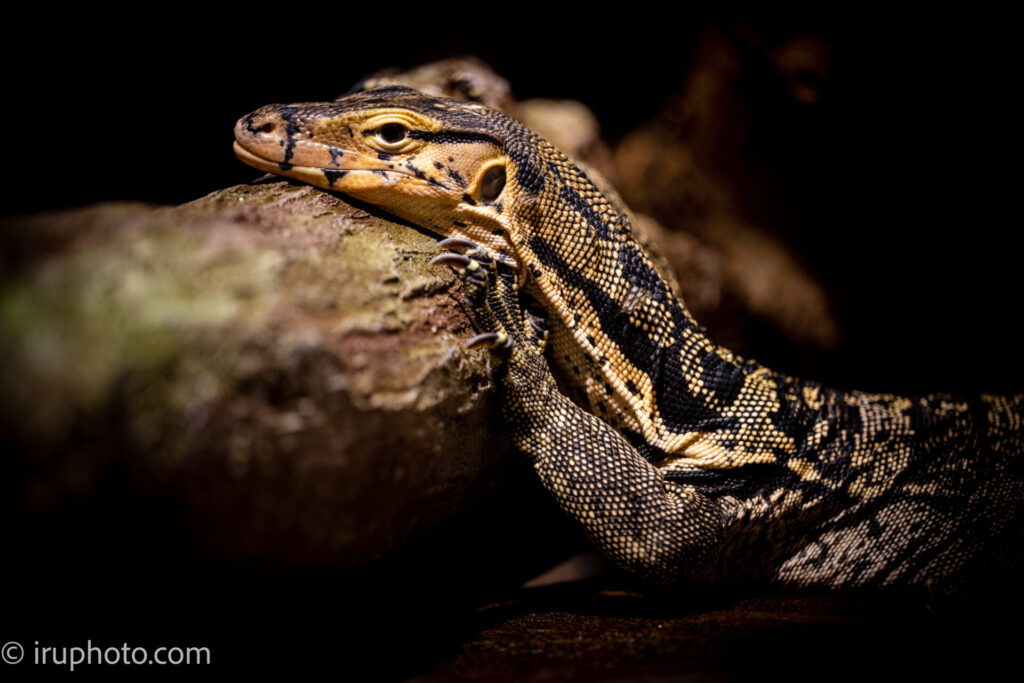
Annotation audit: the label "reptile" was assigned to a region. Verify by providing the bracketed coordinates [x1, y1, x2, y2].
[233, 85, 1023, 591]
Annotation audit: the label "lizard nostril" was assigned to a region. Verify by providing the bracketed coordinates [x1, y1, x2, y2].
[260, 122, 275, 134]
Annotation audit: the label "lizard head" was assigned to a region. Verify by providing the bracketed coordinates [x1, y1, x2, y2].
[234, 86, 527, 263]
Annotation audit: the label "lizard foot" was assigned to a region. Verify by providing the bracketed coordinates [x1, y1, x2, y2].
[431, 237, 544, 360]
[431, 238, 494, 309]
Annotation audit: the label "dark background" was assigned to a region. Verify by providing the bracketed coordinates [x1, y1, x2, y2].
[5, 10, 1021, 217]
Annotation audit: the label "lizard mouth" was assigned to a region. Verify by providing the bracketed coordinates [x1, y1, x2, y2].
[233, 141, 423, 192]
[233, 140, 446, 196]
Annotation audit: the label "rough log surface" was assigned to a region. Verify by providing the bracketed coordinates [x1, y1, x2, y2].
[1, 180, 512, 568]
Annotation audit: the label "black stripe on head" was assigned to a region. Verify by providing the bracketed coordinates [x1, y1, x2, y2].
[244, 112, 261, 135]
[405, 162, 427, 179]
[323, 169, 348, 186]
[361, 85, 422, 97]
[446, 168, 466, 186]
[279, 107, 300, 167]
[408, 129, 503, 147]
[507, 144, 545, 195]
[349, 86, 425, 107]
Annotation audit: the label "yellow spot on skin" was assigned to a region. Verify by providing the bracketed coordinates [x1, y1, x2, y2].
[787, 458, 820, 481]
[803, 386, 824, 410]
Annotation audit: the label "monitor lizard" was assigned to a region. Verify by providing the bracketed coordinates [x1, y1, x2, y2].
[233, 86, 1023, 591]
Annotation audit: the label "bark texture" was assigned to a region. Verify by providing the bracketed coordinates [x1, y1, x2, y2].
[1, 180, 511, 567]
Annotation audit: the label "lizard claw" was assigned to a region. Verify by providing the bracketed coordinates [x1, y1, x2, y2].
[429, 253, 475, 270]
[465, 331, 511, 350]
[436, 237, 480, 253]
[431, 240, 519, 353]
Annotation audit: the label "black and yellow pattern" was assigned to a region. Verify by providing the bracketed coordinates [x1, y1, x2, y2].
[234, 86, 1023, 589]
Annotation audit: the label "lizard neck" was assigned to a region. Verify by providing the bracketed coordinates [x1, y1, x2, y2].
[507, 138, 836, 467]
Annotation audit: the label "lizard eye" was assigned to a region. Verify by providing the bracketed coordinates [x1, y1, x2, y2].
[378, 123, 407, 145]
[362, 117, 424, 154]
[479, 164, 506, 202]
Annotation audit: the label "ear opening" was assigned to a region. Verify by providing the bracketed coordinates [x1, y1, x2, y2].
[474, 161, 507, 202]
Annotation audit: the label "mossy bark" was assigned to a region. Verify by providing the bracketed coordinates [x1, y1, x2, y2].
[1, 180, 512, 567]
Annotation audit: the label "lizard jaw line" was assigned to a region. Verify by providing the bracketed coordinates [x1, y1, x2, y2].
[233, 141, 435, 193]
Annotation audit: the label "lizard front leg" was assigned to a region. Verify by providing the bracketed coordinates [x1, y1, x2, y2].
[435, 240, 724, 585]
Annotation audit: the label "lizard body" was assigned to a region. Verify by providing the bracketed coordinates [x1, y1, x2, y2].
[234, 86, 1023, 589]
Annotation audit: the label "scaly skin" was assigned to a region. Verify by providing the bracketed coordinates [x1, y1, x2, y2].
[234, 86, 1023, 589]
